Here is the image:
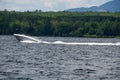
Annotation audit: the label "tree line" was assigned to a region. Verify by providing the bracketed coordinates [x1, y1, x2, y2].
[0, 10, 120, 37]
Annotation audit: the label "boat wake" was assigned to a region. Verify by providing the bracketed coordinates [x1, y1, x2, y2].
[22, 41, 120, 46]
[14, 34, 120, 46]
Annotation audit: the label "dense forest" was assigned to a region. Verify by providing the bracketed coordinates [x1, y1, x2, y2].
[0, 10, 120, 38]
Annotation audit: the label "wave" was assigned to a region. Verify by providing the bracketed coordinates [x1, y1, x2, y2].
[21, 40, 120, 46]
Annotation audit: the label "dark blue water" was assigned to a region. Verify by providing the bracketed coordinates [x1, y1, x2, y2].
[0, 36, 120, 80]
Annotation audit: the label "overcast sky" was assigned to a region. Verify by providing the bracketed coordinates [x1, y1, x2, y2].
[0, 0, 112, 11]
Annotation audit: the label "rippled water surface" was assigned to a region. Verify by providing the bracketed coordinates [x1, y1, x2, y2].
[0, 36, 120, 80]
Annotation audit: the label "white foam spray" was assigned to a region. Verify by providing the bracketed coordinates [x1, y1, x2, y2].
[21, 40, 120, 46]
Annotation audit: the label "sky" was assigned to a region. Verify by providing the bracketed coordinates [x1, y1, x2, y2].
[0, 0, 112, 11]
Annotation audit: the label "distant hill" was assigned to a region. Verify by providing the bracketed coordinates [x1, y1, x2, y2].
[67, 0, 120, 12]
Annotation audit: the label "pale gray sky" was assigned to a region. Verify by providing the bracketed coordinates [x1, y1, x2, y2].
[0, 0, 112, 11]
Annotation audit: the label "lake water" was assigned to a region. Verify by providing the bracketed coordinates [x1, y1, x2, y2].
[0, 35, 120, 80]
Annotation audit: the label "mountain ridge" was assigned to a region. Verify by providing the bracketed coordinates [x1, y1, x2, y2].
[67, 0, 120, 12]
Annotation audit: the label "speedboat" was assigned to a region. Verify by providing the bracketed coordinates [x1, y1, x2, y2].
[14, 34, 40, 43]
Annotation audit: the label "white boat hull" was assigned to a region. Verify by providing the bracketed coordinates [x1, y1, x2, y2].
[14, 34, 40, 43]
